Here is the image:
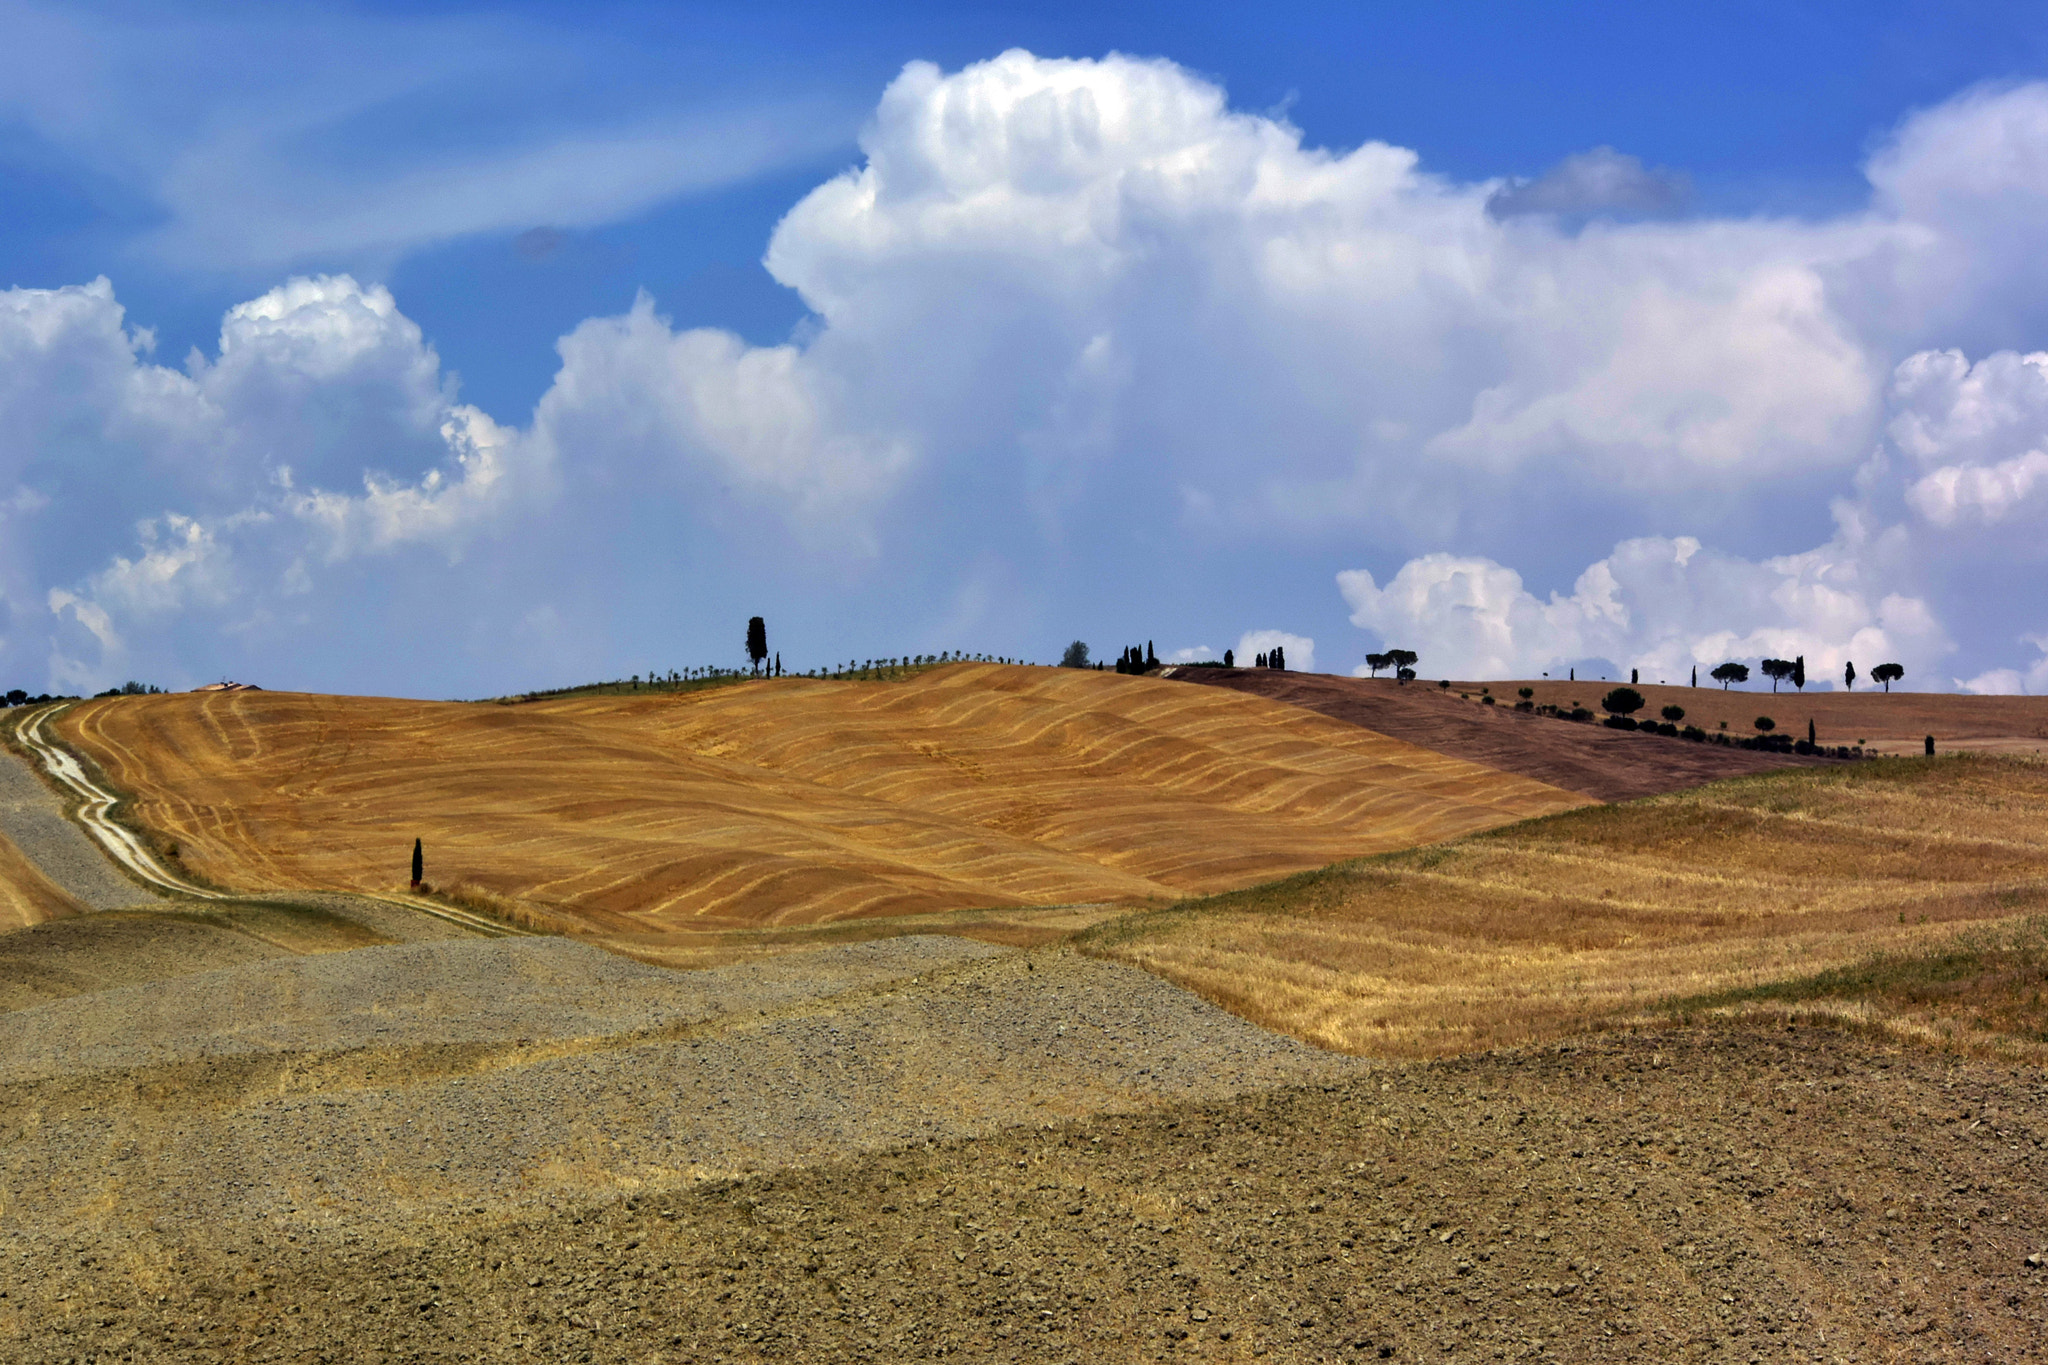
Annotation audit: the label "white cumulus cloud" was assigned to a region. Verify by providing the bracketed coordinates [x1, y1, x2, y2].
[1339, 529, 1946, 686]
[17, 53, 2048, 696]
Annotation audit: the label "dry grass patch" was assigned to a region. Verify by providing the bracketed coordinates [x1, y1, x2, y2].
[1081, 754, 2048, 1057]
[1661, 913, 2048, 1062]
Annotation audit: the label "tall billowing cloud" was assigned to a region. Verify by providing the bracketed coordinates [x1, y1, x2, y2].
[14, 52, 2048, 696]
[1337, 530, 1944, 687]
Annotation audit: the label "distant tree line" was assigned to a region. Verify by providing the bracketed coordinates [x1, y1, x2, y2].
[3, 688, 68, 707]
[1696, 656, 1904, 693]
[1503, 683, 1859, 758]
[500, 622, 1030, 703]
[3, 682, 145, 706]
[1112, 642, 1160, 674]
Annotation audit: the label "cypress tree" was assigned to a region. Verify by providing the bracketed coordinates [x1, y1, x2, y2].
[410, 838, 423, 890]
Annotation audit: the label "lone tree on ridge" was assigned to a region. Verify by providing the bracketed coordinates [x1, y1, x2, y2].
[1601, 686, 1645, 718]
[746, 617, 768, 676]
[1844, 660, 1857, 690]
[1364, 652, 1390, 677]
[1710, 661, 1749, 690]
[1792, 655, 1807, 690]
[1060, 641, 1090, 668]
[1760, 658, 1794, 692]
[1386, 648, 1418, 682]
[1872, 662, 1905, 693]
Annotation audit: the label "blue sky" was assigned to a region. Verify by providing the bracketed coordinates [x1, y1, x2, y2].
[8, 2, 2048, 695]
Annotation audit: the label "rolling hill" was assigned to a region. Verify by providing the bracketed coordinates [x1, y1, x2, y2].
[45, 664, 1589, 946]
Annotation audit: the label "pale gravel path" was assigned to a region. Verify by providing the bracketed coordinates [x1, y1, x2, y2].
[0, 741, 157, 911]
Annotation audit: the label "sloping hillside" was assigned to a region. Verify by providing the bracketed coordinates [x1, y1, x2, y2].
[1493, 676, 2048, 755]
[1172, 668, 1838, 800]
[49, 664, 1587, 940]
[1085, 754, 2048, 1057]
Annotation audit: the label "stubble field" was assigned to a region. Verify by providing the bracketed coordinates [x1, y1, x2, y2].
[1084, 754, 2048, 1058]
[42, 665, 1587, 954]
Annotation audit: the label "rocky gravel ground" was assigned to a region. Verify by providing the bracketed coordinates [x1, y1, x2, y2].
[6, 1022, 2045, 1363]
[1, 940, 1355, 1282]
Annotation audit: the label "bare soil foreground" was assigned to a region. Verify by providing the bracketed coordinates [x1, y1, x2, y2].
[9, 1022, 2047, 1363]
[1170, 669, 1836, 801]
[43, 666, 1583, 945]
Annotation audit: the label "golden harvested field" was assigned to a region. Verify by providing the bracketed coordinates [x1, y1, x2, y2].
[0, 831, 82, 930]
[48, 664, 1587, 946]
[1083, 754, 2048, 1059]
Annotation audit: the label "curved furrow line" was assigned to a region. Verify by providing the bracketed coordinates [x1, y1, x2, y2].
[14, 705, 523, 938]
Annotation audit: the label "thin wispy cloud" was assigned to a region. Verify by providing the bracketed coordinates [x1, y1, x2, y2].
[0, 1, 861, 273]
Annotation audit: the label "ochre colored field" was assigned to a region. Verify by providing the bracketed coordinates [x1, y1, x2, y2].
[0, 831, 84, 930]
[1084, 754, 2048, 1059]
[52, 665, 1588, 942]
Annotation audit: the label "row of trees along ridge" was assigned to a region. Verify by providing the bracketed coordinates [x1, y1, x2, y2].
[1704, 657, 1904, 692]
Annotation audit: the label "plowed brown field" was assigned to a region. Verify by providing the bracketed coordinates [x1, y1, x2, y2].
[1489, 676, 2048, 755]
[1172, 668, 1838, 800]
[48, 665, 1587, 942]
